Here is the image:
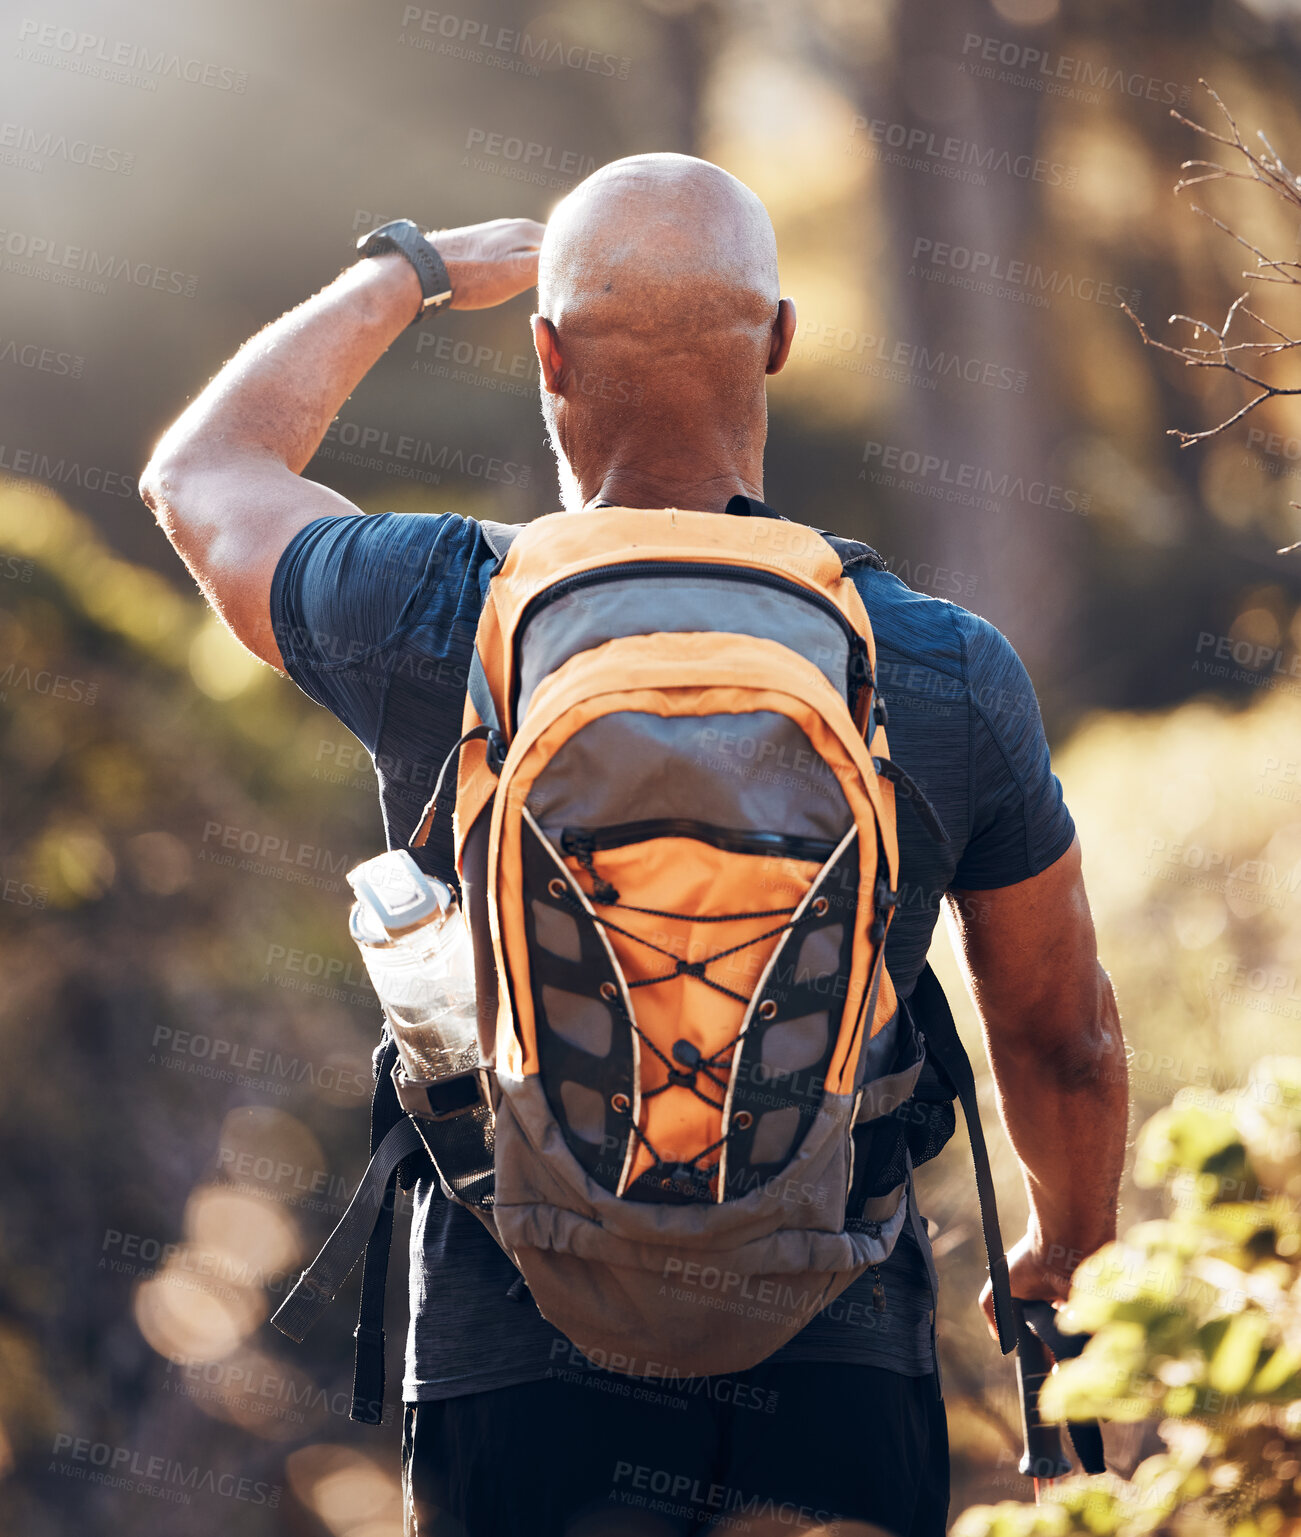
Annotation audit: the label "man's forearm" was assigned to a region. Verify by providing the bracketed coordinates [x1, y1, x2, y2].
[149, 252, 421, 479]
[139, 216, 541, 669]
[986, 962, 1128, 1275]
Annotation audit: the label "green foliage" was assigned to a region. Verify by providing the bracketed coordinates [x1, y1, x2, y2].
[956, 1061, 1301, 1537]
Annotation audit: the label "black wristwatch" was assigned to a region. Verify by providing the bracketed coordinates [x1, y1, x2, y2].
[355, 219, 453, 322]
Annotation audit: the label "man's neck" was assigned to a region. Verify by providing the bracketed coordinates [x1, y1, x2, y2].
[580, 468, 762, 514]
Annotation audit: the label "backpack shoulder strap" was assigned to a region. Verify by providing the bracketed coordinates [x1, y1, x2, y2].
[909, 963, 1017, 1355]
[817, 530, 888, 574]
[478, 520, 525, 562]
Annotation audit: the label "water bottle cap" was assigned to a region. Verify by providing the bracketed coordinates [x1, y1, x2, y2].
[347, 849, 450, 935]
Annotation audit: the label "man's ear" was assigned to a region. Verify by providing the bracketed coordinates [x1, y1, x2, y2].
[766, 298, 797, 376]
[532, 314, 565, 394]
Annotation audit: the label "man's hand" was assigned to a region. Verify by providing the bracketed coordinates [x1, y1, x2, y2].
[433, 218, 544, 310]
[980, 1231, 1077, 1337]
[950, 838, 1128, 1343]
[141, 214, 544, 669]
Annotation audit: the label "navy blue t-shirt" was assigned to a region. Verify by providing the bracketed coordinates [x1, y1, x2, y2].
[271, 507, 1075, 1401]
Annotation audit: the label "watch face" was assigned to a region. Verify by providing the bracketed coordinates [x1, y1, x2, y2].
[358, 219, 413, 255]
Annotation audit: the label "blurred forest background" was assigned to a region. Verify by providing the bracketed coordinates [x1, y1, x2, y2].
[2, 0, 1301, 1532]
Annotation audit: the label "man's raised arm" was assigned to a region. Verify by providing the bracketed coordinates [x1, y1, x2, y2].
[140, 218, 543, 669]
[949, 838, 1129, 1332]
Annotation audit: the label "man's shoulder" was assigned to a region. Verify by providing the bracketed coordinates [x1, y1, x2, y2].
[847, 564, 1042, 733]
[850, 565, 991, 673]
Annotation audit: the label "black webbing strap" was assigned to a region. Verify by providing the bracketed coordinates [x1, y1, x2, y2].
[910, 963, 1017, 1355]
[1018, 1300, 1107, 1475]
[904, 1148, 944, 1400]
[349, 1082, 418, 1425]
[270, 1115, 423, 1344]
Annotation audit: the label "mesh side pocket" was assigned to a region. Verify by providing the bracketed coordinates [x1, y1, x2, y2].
[412, 1105, 496, 1210]
[906, 1096, 956, 1169]
[848, 1059, 957, 1212]
[848, 1117, 909, 1206]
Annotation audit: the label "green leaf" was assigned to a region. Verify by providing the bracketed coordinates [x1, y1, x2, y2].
[1206, 1312, 1269, 1395]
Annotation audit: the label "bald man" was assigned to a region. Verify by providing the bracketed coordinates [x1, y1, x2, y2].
[143, 155, 1126, 1536]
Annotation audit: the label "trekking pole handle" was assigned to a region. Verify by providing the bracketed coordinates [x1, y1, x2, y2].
[1013, 1299, 1072, 1482]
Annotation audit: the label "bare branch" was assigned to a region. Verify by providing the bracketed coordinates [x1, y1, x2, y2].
[1126, 83, 1301, 456]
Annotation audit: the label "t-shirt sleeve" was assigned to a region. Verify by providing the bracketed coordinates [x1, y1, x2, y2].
[951, 613, 1076, 890]
[269, 510, 490, 750]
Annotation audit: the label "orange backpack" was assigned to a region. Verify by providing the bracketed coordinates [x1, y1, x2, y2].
[426, 506, 931, 1375]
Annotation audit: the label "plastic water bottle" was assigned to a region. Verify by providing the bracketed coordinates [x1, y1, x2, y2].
[347, 849, 479, 1084]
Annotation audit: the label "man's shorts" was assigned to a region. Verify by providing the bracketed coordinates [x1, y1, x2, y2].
[401, 1359, 948, 1536]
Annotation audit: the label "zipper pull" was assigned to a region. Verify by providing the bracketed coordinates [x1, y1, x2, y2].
[564, 832, 620, 906]
[870, 1264, 886, 1313]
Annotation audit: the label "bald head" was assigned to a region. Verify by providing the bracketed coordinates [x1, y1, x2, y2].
[532, 155, 794, 512]
[539, 153, 779, 330]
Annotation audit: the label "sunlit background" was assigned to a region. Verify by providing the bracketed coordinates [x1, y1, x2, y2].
[3, 0, 1301, 1531]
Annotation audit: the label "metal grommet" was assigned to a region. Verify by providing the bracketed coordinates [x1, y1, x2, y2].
[611, 1092, 631, 1114]
[733, 1110, 754, 1130]
[757, 999, 778, 1021]
[548, 877, 566, 898]
[600, 980, 618, 1001]
[811, 896, 830, 917]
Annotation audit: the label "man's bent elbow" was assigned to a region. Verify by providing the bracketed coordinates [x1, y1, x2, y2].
[140, 447, 186, 528]
[139, 446, 216, 564]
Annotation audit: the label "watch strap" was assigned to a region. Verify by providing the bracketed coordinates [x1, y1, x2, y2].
[356, 219, 452, 321]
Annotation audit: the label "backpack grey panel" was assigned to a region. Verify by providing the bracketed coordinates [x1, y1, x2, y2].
[516, 577, 853, 722]
[526, 711, 852, 846]
[520, 815, 636, 1192]
[489, 1073, 908, 1377]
